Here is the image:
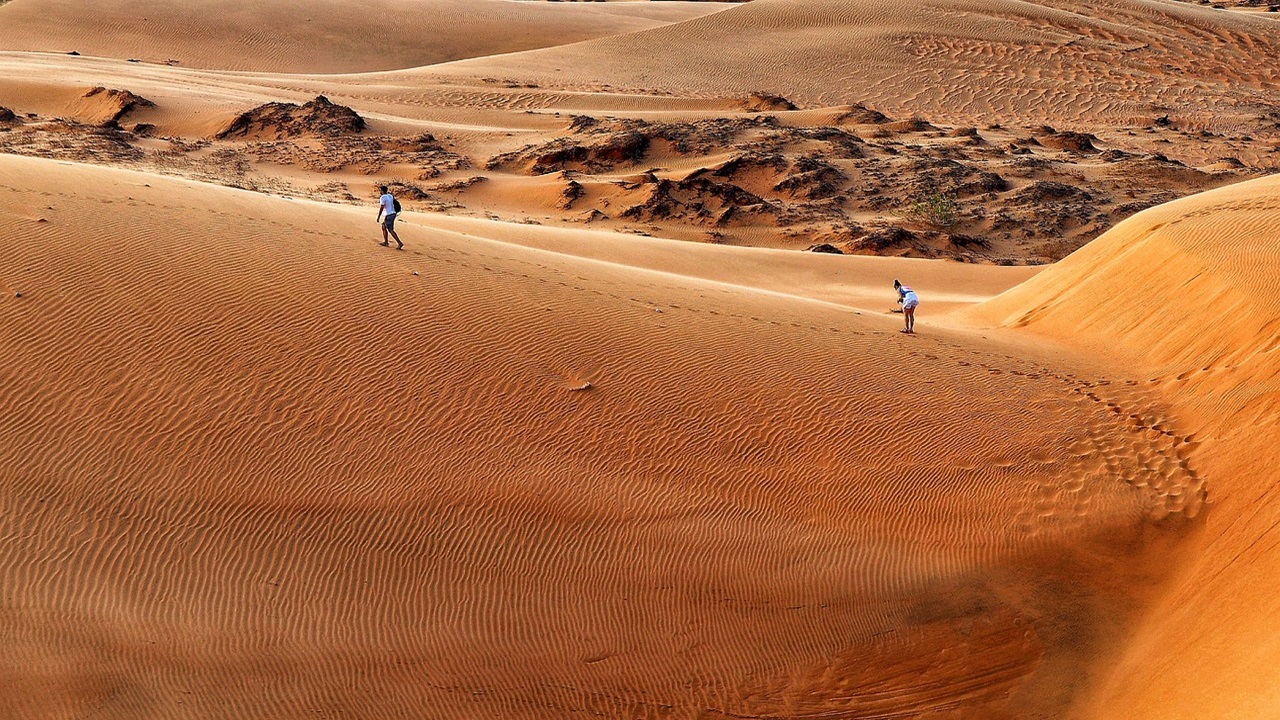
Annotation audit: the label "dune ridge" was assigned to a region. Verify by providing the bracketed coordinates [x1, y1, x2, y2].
[0, 154, 1201, 718]
[969, 173, 1280, 719]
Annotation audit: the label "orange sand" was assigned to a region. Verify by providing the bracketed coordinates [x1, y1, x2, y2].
[974, 174, 1280, 719]
[0, 0, 735, 73]
[0, 154, 1199, 718]
[1, 0, 1279, 717]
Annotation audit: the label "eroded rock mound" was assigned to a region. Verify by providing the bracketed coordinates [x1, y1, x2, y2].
[834, 103, 890, 125]
[1037, 131, 1100, 153]
[806, 243, 843, 254]
[741, 92, 798, 112]
[619, 175, 778, 226]
[79, 87, 155, 127]
[216, 95, 365, 140]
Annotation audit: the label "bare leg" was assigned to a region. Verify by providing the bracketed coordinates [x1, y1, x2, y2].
[905, 306, 916, 333]
[389, 228, 403, 249]
[380, 224, 390, 246]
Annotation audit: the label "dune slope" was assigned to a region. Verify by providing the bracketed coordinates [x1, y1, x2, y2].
[973, 173, 1280, 719]
[0, 0, 734, 73]
[0, 155, 1199, 718]
[435, 0, 1280, 128]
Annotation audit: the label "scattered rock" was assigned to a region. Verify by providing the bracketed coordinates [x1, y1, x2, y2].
[0, 107, 16, 123]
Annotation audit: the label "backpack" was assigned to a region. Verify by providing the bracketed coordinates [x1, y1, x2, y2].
[393, 198, 402, 214]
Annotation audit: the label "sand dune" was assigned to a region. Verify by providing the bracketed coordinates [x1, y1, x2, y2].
[0, 154, 1200, 718]
[4, 0, 1280, 715]
[435, 0, 1280, 129]
[0, 47, 1257, 265]
[973, 173, 1280, 719]
[0, 0, 735, 73]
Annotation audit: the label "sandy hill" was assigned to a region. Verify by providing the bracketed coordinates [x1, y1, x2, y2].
[0, 0, 735, 73]
[0, 154, 1200, 719]
[972, 172, 1280, 719]
[434, 0, 1280, 129]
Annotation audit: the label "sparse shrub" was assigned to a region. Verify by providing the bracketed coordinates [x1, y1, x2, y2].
[904, 190, 960, 230]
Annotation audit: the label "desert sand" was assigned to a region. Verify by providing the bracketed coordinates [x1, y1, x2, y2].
[0, 0, 1278, 718]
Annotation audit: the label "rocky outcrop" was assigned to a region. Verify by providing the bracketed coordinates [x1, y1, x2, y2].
[216, 96, 365, 140]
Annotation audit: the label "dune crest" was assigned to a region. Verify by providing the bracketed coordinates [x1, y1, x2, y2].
[973, 173, 1280, 719]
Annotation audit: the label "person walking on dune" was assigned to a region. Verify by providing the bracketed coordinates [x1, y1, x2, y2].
[376, 185, 403, 250]
[894, 279, 918, 334]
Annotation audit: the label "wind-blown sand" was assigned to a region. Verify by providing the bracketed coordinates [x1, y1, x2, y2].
[2, 0, 1279, 716]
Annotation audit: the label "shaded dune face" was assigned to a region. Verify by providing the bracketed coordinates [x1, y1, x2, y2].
[436, 0, 1280, 128]
[973, 174, 1280, 720]
[0, 156, 1199, 718]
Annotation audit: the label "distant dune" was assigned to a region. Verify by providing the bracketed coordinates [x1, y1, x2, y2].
[0, 0, 735, 72]
[435, 0, 1280, 128]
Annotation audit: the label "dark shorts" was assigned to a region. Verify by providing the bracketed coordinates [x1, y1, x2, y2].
[383, 213, 397, 230]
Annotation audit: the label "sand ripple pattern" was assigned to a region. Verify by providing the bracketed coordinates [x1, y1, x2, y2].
[433, 0, 1280, 131]
[0, 156, 1199, 719]
[973, 173, 1280, 720]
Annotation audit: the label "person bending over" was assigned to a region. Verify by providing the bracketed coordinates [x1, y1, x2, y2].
[894, 279, 918, 334]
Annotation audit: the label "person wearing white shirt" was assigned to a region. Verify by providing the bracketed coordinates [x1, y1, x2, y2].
[376, 184, 403, 250]
[894, 279, 919, 334]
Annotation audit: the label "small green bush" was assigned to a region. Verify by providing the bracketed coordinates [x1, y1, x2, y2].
[904, 190, 961, 230]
